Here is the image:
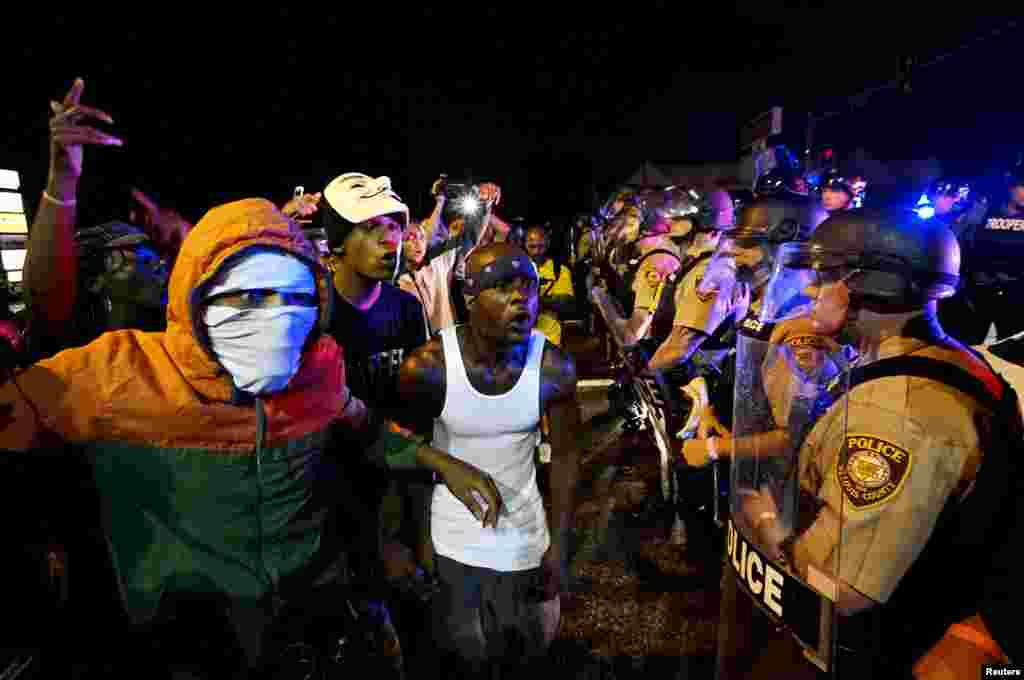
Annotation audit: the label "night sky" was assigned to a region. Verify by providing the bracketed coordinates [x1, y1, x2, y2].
[3, 9, 1019, 227]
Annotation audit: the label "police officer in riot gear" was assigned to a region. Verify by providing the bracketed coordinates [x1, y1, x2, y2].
[754, 168, 806, 199]
[714, 209, 1016, 678]
[591, 195, 683, 352]
[931, 178, 986, 344]
[926, 178, 986, 237]
[670, 195, 827, 552]
[938, 174, 1024, 344]
[651, 193, 828, 374]
[818, 172, 855, 214]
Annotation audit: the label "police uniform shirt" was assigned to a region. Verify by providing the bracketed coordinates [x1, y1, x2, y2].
[632, 236, 682, 312]
[671, 257, 723, 334]
[795, 337, 989, 604]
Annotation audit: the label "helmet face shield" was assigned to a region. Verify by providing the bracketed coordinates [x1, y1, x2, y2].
[764, 243, 925, 329]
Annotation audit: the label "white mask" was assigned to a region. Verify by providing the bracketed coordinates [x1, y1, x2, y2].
[204, 305, 317, 394]
[202, 251, 318, 395]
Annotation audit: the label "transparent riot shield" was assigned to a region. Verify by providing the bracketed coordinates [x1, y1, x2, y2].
[716, 247, 851, 678]
[632, 371, 676, 503]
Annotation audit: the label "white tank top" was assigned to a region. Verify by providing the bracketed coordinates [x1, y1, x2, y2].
[431, 325, 550, 571]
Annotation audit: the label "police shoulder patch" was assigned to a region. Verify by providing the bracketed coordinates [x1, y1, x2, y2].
[836, 434, 912, 510]
[644, 268, 664, 286]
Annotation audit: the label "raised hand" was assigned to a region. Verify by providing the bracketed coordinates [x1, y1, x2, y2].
[130, 188, 193, 255]
[48, 78, 122, 185]
[478, 182, 501, 208]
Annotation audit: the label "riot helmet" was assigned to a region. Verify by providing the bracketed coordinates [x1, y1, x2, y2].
[598, 187, 636, 222]
[720, 195, 828, 286]
[754, 168, 804, 197]
[763, 209, 959, 336]
[818, 171, 860, 212]
[697, 189, 736, 232]
[927, 178, 971, 217]
[643, 186, 700, 238]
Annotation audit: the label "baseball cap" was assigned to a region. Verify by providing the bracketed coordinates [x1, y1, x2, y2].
[322, 173, 409, 249]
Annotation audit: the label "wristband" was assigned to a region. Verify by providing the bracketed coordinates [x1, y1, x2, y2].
[42, 190, 76, 207]
[947, 623, 1009, 663]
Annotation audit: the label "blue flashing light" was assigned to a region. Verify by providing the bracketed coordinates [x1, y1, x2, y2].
[916, 205, 935, 219]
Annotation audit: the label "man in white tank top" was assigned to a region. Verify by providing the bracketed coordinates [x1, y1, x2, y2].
[398, 243, 581, 676]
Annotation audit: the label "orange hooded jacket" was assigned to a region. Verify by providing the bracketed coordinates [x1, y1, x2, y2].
[0, 198, 420, 622]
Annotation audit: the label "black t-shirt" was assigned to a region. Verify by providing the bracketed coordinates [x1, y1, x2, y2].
[967, 206, 1024, 282]
[327, 281, 429, 590]
[328, 281, 428, 416]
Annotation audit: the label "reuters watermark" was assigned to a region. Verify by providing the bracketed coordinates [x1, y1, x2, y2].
[985, 666, 1023, 677]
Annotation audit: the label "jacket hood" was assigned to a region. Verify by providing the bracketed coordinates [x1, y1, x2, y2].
[163, 198, 333, 403]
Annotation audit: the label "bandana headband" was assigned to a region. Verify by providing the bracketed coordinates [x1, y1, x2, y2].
[463, 253, 539, 297]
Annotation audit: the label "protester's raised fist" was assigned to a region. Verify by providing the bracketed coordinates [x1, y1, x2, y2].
[49, 78, 122, 182]
[478, 182, 501, 207]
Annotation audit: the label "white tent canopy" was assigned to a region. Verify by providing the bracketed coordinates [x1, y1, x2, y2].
[622, 161, 672, 188]
[621, 160, 747, 191]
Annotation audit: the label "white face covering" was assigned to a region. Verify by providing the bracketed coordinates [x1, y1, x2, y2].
[202, 252, 318, 395]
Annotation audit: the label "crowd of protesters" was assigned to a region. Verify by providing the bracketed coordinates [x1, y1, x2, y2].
[2, 76, 1023, 679]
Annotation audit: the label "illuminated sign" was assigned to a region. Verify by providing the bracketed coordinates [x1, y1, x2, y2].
[0, 191, 24, 214]
[0, 167, 27, 235]
[1, 249, 25, 271]
[0, 213, 27, 232]
[0, 169, 19, 191]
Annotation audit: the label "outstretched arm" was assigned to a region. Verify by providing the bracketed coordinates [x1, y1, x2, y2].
[25, 78, 123, 340]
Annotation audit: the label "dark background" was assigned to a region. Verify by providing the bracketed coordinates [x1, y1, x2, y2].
[1, 7, 1019, 227]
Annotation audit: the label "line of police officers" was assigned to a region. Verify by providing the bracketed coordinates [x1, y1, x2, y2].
[580, 171, 1023, 677]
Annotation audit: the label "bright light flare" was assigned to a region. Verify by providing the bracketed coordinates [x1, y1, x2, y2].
[457, 194, 481, 215]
